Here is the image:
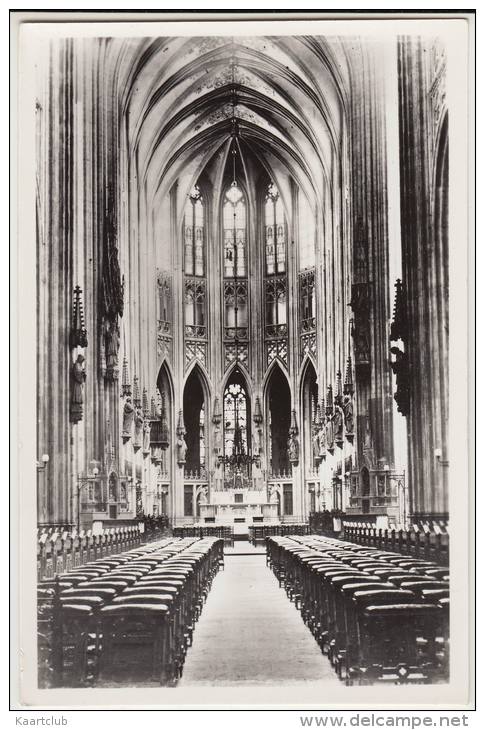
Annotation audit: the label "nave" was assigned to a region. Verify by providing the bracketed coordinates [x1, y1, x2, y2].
[32, 28, 452, 694]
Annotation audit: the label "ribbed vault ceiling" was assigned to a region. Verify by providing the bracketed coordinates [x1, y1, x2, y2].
[109, 35, 352, 217]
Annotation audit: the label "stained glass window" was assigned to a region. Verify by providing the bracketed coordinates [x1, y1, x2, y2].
[223, 184, 246, 278]
[299, 269, 316, 332]
[223, 382, 248, 460]
[265, 277, 287, 338]
[184, 279, 206, 338]
[157, 274, 171, 335]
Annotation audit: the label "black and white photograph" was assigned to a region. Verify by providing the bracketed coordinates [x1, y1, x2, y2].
[12, 10, 474, 710]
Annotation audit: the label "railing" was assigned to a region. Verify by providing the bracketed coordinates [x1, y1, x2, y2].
[184, 467, 207, 480]
[265, 323, 287, 339]
[343, 523, 449, 566]
[157, 318, 171, 335]
[173, 525, 234, 546]
[268, 469, 292, 480]
[224, 326, 248, 340]
[248, 523, 311, 545]
[300, 316, 316, 333]
[184, 324, 206, 339]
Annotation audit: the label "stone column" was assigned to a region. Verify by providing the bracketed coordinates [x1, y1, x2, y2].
[397, 36, 449, 520]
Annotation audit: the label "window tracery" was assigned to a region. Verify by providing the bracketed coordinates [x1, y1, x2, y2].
[184, 185, 205, 277]
[184, 278, 206, 339]
[265, 184, 286, 275]
[223, 183, 249, 343]
[299, 269, 316, 332]
[223, 184, 246, 279]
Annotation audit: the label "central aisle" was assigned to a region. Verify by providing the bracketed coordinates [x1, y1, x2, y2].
[180, 548, 339, 686]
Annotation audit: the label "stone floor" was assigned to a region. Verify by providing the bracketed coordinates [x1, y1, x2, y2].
[179, 547, 339, 686]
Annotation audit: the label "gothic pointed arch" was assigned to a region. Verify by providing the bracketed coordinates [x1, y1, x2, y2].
[221, 362, 253, 399]
[156, 358, 175, 403]
[300, 356, 319, 477]
[182, 362, 210, 475]
[298, 353, 318, 392]
[264, 359, 292, 477]
[262, 356, 291, 396]
[183, 359, 212, 403]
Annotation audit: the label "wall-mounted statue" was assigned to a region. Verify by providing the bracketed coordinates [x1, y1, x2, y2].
[326, 416, 335, 452]
[108, 472, 118, 502]
[318, 424, 327, 458]
[176, 434, 187, 465]
[333, 407, 344, 445]
[252, 430, 262, 458]
[269, 485, 279, 504]
[390, 346, 411, 416]
[133, 407, 144, 451]
[70, 354, 86, 423]
[105, 318, 120, 381]
[214, 423, 223, 457]
[288, 434, 299, 464]
[343, 395, 354, 437]
[199, 486, 208, 505]
[312, 427, 321, 462]
[122, 396, 135, 441]
[142, 419, 151, 455]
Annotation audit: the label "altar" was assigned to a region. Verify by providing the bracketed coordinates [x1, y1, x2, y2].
[199, 488, 279, 527]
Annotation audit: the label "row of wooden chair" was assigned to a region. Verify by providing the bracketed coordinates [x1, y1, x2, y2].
[38, 536, 224, 687]
[267, 534, 449, 685]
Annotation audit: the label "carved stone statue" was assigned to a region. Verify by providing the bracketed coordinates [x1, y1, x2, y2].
[142, 420, 151, 454]
[318, 425, 327, 457]
[106, 319, 120, 380]
[133, 407, 144, 450]
[108, 473, 118, 502]
[214, 424, 223, 456]
[269, 486, 278, 504]
[390, 346, 410, 416]
[176, 435, 187, 465]
[288, 434, 299, 464]
[333, 408, 343, 444]
[252, 430, 261, 458]
[70, 354, 86, 423]
[312, 428, 321, 461]
[122, 397, 135, 438]
[343, 395, 354, 435]
[326, 417, 335, 451]
[355, 329, 370, 365]
[199, 486, 208, 505]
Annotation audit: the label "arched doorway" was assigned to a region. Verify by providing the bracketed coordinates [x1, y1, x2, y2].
[266, 365, 291, 476]
[183, 367, 207, 475]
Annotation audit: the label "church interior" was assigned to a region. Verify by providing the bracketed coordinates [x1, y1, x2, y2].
[34, 32, 450, 688]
